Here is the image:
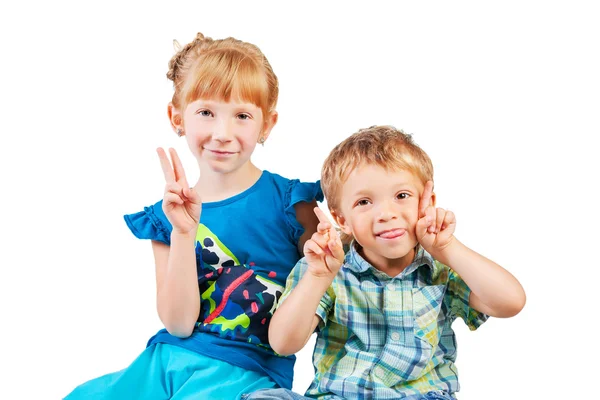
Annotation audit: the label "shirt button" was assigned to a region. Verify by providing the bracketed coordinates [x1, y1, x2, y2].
[391, 332, 400, 341]
[375, 367, 385, 378]
[387, 284, 395, 291]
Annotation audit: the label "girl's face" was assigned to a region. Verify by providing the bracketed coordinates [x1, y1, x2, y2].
[181, 98, 270, 175]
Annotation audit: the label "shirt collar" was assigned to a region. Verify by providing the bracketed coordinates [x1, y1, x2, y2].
[344, 241, 436, 277]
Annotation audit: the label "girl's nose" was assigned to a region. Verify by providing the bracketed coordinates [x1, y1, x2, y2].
[212, 119, 232, 142]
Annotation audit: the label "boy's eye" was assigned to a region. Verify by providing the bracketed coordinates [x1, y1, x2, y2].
[356, 199, 371, 207]
[237, 113, 251, 120]
[396, 192, 409, 200]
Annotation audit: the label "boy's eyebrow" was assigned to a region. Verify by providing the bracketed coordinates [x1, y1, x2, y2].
[349, 189, 373, 197]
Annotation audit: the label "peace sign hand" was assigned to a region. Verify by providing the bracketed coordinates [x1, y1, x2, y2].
[157, 148, 202, 235]
[416, 181, 457, 258]
[303, 207, 345, 280]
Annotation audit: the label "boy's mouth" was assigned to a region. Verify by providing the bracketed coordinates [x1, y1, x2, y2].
[376, 228, 406, 239]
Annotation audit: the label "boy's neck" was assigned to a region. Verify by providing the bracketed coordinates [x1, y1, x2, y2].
[358, 246, 416, 278]
[194, 162, 262, 203]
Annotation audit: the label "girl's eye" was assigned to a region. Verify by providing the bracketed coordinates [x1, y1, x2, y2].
[197, 110, 213, 117]
[356, 199, 371, 207]
[396, 193, 410, 200]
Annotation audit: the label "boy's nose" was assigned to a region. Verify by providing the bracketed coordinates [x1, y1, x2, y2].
[377, 201, 396, 222]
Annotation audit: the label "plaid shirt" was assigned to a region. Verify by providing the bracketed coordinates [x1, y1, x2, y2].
[279, 243, 488, 399]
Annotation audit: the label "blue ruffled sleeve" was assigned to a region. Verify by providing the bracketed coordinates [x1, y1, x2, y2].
[284, 179, 324, 243]
[123, 200, 173, 245]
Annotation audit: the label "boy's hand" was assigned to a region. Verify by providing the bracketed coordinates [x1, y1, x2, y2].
[304, 207, 345, 279]
[157, 147, 202, 235]
[416, 181, 456, 259]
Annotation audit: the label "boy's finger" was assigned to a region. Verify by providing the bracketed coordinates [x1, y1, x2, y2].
[415, 215, 431, 242]
[419, 181, 434, 218]
[317, 221, 331, 234]
[435, 208, 445, 233]
[304, 240, 324, 256]
[313, 207, 333, 225]
[441, 210, 456, 232]
[157, 148, 175, 183]
[328, 238, 345, 263]
[426, 206, 436, 233]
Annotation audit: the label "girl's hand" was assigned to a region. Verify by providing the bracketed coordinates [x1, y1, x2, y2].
[416, 181, 457, 259]
[157, 148, 202, 235]
[303, 207, 345, 279]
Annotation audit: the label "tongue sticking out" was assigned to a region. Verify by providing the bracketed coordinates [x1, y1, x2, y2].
[378, 229, 405, 239]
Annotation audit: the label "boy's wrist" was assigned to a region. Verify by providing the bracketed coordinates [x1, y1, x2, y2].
[304, 270, 336, 291]
[433, 238, 466, 268]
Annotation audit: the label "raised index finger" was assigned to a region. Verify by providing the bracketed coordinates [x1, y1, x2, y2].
[157, 147, 175, 183]
[313, 206, 333, 225]
[419, 180, 434, 218]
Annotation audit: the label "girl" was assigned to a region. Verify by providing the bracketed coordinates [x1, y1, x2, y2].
[65, 32, 322, 399]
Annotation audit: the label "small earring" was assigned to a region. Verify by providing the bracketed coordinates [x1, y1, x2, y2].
[176, 128, 183, 137]
[258, 137, 265, 146]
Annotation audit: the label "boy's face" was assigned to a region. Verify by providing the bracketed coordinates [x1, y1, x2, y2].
[333, 163, 431, 272]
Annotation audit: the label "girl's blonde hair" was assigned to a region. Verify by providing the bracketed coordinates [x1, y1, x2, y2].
[167, 32, 279, 120]
[321, 125, 434, 243]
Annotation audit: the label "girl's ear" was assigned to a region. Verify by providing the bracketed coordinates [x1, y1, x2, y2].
[330, 209, 352, 235]
[259, 111, 278, 143]
[168, 103, 184, 134]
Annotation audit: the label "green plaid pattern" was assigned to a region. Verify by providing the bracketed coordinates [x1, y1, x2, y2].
[279, 244, 488, 399]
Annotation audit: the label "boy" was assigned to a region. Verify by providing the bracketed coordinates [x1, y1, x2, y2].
[246, 126, 526, 399]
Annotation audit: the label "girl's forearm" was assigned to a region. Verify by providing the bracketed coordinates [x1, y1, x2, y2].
[158, 231, 200, 337]
[269, 273, 332, 355]
[440, 239, 526, 318]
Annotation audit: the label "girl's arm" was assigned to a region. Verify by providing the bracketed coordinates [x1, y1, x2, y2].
[294, 200, 320, 254]
[152, 234, 200, 338]
[153, 148, 203, 337]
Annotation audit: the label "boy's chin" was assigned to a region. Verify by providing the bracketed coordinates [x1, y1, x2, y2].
[360, 242, 417, 262]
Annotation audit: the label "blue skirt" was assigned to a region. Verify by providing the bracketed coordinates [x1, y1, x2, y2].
[64, 343, 278, 399]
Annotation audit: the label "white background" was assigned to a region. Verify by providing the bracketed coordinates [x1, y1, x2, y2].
[1, 1, 599, 399]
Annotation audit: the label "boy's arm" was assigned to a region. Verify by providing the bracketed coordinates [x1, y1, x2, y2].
[269, 207, 344, 356]
[417, 181, 526, 318]
[436, 239, 525, 318]
[269, 271, 329, 355]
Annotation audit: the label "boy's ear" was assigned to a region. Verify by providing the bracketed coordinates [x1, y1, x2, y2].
[259, 111, 278, 143]
[168, 103, 183, 134]
[330, 209, 352, 235]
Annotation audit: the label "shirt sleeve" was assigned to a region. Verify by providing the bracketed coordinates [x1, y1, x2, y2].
[123, 200, 172, 245]
[446, 268, 489, 331]
[284, 180, 324, 244]
[277, 257, 335, 328]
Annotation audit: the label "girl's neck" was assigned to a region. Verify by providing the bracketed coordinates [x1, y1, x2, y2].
[194, 161, 262, 203]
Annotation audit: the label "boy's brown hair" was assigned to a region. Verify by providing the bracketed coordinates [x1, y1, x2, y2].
[321, 125, 434, 242]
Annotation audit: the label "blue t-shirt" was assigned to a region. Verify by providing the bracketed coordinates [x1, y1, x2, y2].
[123, 170, 323, 389]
